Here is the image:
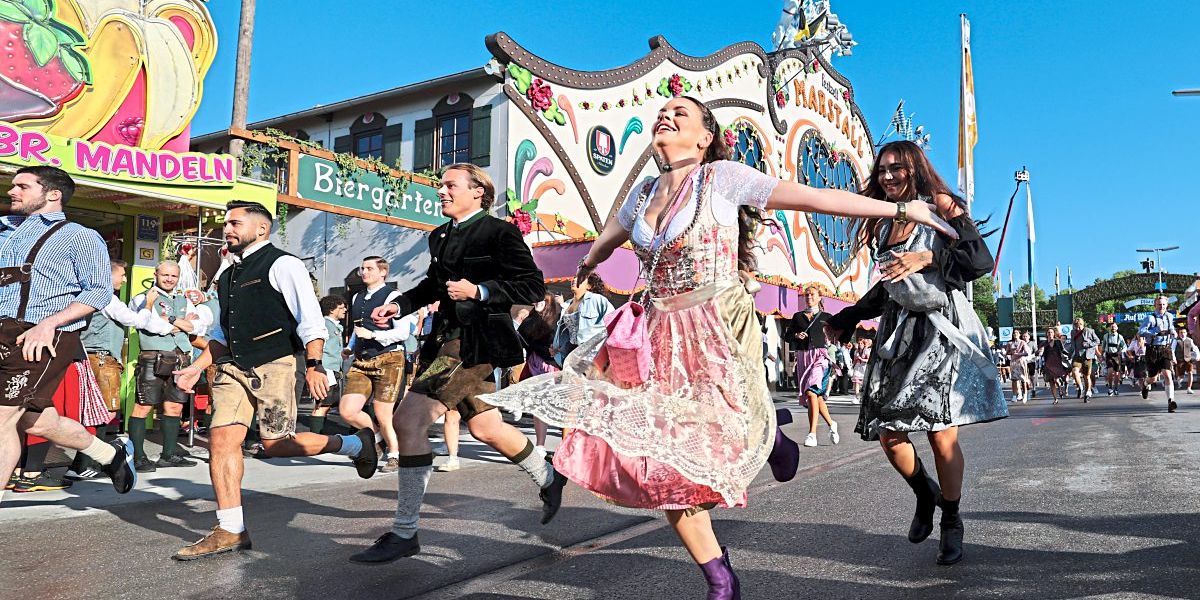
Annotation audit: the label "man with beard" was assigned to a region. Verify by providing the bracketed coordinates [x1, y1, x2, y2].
[1070, 318, 1100, 401]
[0, 166, 136, 500]
[171, 200, 377, 560]
[127, 260, 202, 471]
[349, 164, 564, 564]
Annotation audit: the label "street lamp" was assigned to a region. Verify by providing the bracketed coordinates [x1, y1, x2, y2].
[1137, 246, 1180, 292]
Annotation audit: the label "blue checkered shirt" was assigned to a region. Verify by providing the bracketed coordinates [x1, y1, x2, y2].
[0, 212, 111, 331]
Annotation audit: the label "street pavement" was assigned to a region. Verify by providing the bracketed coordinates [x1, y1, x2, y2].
[2, 385, 1199, 600]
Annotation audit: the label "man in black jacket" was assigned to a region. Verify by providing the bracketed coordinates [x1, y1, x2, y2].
[350, 164, 565, 564]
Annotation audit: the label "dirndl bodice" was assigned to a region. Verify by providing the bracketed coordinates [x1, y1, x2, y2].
[479, 163, 774, 507]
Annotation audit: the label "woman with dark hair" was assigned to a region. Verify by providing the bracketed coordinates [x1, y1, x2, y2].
[518, 293, 564, 450]
[482, 99, 956, 597]
[1042, 325, 1071, 402]
[554, 271, 614, 365]
[826, 140, 1005, 566]
[789, 285, 839, 447]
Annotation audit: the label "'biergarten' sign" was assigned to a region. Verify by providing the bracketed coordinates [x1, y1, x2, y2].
[296, 154, 447, 227]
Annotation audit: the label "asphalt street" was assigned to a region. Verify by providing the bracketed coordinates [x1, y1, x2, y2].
[2, 386, 1198, 600]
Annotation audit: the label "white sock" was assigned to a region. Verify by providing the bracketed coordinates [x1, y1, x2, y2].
[80, 437, 117, 465]
[216, 506, 245, 534]
[513, 443, 554, 489]
[374, 431, 383, 445]
[387, 451, 399, 459]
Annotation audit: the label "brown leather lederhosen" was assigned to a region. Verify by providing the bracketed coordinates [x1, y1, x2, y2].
[0, 221, 86, 411]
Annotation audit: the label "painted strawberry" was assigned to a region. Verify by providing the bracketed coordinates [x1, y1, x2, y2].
[0, 0, 92, 121]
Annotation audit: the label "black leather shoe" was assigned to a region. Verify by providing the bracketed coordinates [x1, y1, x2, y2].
[936, 514, 964, 565]
[348, 532, 420, 564]
[351, 428, 378, 479]
[1168, 400, 1178, 413]
[102, 438, 136, 494]
[1142, 386, 1149, 399]
[539, 470, 568, 524]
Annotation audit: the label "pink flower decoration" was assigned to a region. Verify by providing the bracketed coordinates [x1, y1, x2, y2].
[527, 78, 553, 112]
[723, 129, 737, 148]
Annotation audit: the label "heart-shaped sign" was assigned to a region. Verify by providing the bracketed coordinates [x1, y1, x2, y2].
[797, 131, 862, 277]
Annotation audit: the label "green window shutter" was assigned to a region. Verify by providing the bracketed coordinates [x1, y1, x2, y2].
[470, 104, 492, 167]
[333, 135, 352, 154]
[413, 117, 436, 172]
[382, 123, 404, 166]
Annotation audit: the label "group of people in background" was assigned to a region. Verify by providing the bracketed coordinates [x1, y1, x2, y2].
[993, 295, 1198, 413]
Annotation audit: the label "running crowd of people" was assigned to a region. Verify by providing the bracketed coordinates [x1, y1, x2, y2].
[2, 96, 1181, 598]
[993, 297, 1197, 413]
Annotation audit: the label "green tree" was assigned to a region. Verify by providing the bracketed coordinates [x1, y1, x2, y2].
[972, 276, 997, 329]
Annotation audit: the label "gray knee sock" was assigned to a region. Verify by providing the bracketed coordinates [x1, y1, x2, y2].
[392, 455, 434, 540]
[510, 440, 554, 489]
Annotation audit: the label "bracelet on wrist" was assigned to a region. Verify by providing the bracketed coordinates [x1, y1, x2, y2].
[578, 257, 595, 270]
[894, 201, 908, 223]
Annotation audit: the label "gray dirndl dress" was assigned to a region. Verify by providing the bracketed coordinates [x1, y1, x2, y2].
[829, 211, 1007, 441]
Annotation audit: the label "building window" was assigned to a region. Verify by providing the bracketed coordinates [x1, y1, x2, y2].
[436, 112, 470, 167]
[354, 131, 383, 159]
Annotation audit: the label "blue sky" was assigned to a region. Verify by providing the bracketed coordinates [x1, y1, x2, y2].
[192, 0, 1200, 294]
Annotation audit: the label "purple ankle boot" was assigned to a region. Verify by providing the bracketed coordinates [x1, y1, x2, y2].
[698, 547, 741, 600]
[767, 408, 800, 482]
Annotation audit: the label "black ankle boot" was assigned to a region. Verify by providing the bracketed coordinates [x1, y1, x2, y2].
[936, 495, 964, 565]
[903, 459, 940, 543]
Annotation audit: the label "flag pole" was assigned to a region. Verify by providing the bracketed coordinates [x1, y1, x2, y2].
[1023, 168, 1036, 334]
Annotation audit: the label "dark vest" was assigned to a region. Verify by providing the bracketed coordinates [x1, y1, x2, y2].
[352, 284, 400, 359]
[218, 244, 303, 369]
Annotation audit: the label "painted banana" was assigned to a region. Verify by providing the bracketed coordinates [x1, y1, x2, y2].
[19, 0, 217, 149]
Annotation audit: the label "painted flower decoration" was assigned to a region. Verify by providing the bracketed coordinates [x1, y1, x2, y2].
[509, 209, 533, 235]
[600, 101, 610, 111]
[830, 151, 842, 165]
[617, 99, 626, 108]
[658, 73, 693, 98]
[842, 90, 851, 102]
[775, 90, 786, 108]
[527, 78, 553, 112]
[723, 128, 737, 148]
[580, 101, 591, 110]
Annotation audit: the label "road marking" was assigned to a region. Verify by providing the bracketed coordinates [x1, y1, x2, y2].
[407, 444, 880, 600]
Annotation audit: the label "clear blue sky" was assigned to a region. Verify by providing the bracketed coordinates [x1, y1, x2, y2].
[192, 0, 1200, 294]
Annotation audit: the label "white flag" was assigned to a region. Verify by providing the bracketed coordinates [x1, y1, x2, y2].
[1025, 182, 1036, 244]
[957, 14, 978, 205]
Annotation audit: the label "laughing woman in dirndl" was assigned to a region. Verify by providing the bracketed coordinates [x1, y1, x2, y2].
[481, 99, 957, 598]
[825, 141, 1006, 566]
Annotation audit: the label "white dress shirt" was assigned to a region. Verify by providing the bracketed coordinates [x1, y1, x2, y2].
[207, 240, 327, 347]
[129, 286, 203, 336]
[103, 295, 174, 334]
[349, 283, 419, 352]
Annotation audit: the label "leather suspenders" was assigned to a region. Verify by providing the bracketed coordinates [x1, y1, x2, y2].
[0, 221, 70, 321]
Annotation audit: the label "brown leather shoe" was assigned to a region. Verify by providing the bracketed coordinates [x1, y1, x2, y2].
[172, 526, 251, 561]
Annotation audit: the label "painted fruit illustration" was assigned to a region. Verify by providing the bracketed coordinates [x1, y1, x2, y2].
[0, 0, 91, 121]
[5, 0, 217, 151]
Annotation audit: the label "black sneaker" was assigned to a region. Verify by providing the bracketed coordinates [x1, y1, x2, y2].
[5, 475, 30, 490]
[134, 455, 157, 473]
[1168, 400, 1178, 413]
[155, 454, 198, 468]
[349, 532, 420, 563]
[351, 428, 378, 479]
[539, 470, 569, 524]
[103, 438, 137, 494]
[12, 474, 72, 492]
[1142, 386, 1150, 399]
